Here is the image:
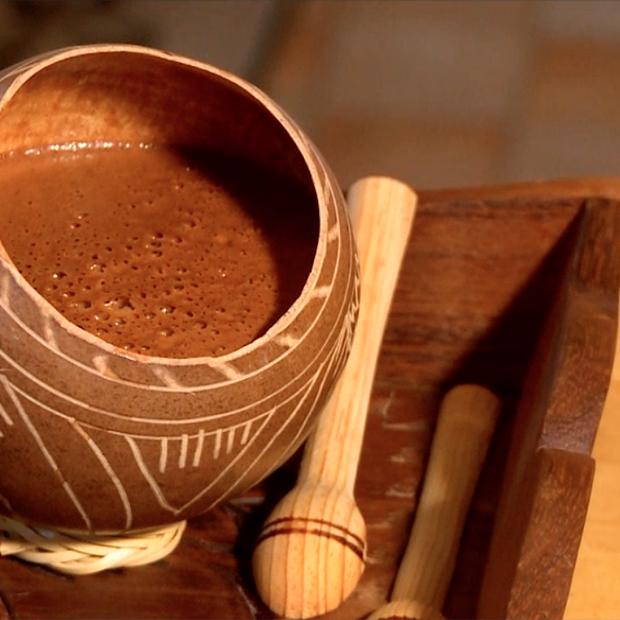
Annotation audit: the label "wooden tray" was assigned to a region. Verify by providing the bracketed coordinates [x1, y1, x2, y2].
[1, 178, 619, 619]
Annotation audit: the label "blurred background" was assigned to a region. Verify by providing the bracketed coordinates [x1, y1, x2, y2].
[1, 0, 620, 191]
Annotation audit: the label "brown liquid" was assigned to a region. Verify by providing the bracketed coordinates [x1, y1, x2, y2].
[0, 144, 318, 358]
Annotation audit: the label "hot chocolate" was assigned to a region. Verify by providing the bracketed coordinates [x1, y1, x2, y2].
[0, 144, 318, 358]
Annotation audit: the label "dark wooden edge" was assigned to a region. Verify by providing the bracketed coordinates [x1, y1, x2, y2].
[417, 176, 620, 205]
[468, 195, 620, 619]
[478, 447, 595, 620]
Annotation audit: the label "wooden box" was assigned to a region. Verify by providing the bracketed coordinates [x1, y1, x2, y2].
[1, 178, 618, 619]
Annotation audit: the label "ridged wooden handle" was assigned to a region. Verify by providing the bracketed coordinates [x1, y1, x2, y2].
[251, 176, 417, 619]
[369, 384, 500, 620]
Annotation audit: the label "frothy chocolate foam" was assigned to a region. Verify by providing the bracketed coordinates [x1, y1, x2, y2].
[0, 144, 318, 357]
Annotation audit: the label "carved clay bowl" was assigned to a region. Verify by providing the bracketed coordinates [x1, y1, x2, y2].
[0, 45, 358, 533]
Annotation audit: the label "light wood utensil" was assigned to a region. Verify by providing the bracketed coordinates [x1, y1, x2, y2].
[251, 176, 417, 619]
[368, 384, 501, 620]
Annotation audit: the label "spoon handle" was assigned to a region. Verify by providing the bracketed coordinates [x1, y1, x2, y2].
[251, 177, 416, 619]
[298, 176, 417, 494]
[391, 384, 501, 609]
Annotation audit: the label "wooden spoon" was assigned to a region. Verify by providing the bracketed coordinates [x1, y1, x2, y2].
[251, 176, 417, 619]
[367, 384, 501, 620]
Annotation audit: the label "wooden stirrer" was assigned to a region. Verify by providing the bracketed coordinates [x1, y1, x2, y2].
[251, 176, 417, 619]
[367, 384, 501, 620]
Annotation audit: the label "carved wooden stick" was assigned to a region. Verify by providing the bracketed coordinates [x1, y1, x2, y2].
[251, 176, 417, 619]
[368, 384, 501, 620]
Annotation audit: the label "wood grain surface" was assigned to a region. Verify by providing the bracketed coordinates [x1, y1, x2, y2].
[0, 178, 619, 619]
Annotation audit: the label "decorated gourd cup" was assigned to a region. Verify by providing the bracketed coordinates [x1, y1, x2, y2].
[0, 44, 358, 534]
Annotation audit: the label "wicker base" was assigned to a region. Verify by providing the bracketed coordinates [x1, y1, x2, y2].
[0, 516, 186, 575]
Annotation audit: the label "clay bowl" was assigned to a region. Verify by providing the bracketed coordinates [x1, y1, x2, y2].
[0, 44, 358, 533]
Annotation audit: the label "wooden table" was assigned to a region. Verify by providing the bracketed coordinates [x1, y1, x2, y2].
[1, 178, 619, 619]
